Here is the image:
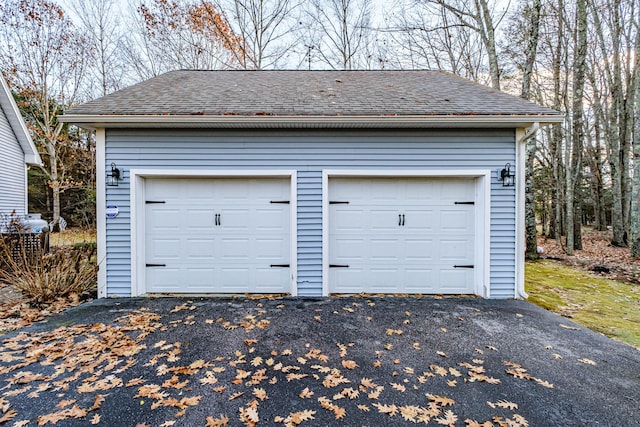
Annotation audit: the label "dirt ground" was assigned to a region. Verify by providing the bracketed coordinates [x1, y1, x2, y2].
[537, 230, 640, 284]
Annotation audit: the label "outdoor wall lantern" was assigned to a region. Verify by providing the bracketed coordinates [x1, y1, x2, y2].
[499, 163, 515, 187]
[107, 162, 122, 186]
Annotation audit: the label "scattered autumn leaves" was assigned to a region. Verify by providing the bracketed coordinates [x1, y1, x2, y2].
[0, 299, 598, 426]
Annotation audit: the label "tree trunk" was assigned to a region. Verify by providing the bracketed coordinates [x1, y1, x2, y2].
[548, 0, 565, 243]
[567, 0, 588, 255]
[631, 25, 640, 257]
[525, 139, 538, 258]
[521, 0, 542, 259]
[476, 0, 500, 90]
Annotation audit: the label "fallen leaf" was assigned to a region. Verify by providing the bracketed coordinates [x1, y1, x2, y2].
[427, 393, 455, 407]
[0, 410, 16, 424]
[341, 360, 358, 370]
[206, 414, 230, 427]
[299, 387, 314, 399]
[578, 358, 597, 366]
[253, 388, 268, 400]
[239, 406, 259, 426]
[494, 400, 518, 410]
[373, 402, 398, 416]
[435, 409, 458, 426]
[390, 382, 406, 392]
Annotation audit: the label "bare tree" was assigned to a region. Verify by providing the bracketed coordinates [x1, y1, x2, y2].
[589, 0, 637, 247]
[631, 18, 640, 257]
[69, 0, 126, 97]
[511, 0, 544, 259]
[565, 0, 587, 255]
[0, 0, 91, 229]
[122, 0, 238, 80]
[210, 0, 302, 69]
[303, 0, 372, 70]
[424, 0, 504, 90]
[386, 0, 487, 82]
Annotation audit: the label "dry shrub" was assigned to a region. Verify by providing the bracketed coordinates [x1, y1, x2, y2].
[0, 234, 97, 306]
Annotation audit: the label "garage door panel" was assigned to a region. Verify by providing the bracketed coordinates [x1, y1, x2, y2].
[148, 209, 182, 229]
[439, 269, 473, 292]
[439, 239, 473, 261]
[329, 177, 476, 295]
[332, 208, 366, 232]
[147, 268, 181, 291]
[186, 209, 215, 228]
[332, 238, 367, 261]
[185, 239, 215, 258]
[370, 210, 399, 232]
[403, 209, 434, 231]
[145, 177, 291, 294]
[219, 238, 250, 260]
[405, 246, 434, 261]
[370, 238, 401, 261]
[254, 208, 289, 231]
[254, 238, 289, 260]
[148, 238, 182, 259]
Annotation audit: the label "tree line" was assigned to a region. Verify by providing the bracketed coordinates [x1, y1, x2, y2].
[0, 0, 638, 257]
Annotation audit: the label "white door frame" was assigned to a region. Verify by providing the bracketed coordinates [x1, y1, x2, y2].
[322, 170, 491, 297]
[130, 169, 298, 297]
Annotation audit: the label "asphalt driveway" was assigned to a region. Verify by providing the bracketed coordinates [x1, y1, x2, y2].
[0, 297, 638, 426]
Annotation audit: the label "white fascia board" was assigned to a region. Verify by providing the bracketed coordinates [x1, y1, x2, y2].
[59, 114, 565, 130]
[0, 76, 42, 166]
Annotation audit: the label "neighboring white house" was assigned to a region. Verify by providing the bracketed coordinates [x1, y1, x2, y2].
[62, 70, 563, 299]
[0, 75, 42, 217]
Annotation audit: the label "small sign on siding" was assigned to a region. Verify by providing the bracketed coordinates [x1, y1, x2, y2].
[106, 205, 119, 218]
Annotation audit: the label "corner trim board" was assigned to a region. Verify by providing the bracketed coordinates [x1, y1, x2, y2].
[96, 129, 107, 298]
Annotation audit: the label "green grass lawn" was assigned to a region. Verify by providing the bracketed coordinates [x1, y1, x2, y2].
[526, 260, 640, 349]
[49, 228, 96, 248]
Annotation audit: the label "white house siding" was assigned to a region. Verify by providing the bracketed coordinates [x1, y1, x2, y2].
[104, 128, 516, 298]
[0, 105, 26, 216]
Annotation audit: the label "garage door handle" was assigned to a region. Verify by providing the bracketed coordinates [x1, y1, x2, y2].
[329, 264, 349, 268]
[398, 214, 405, 226]
[270, 264, 290, 268]
[146, 263, 166, 267]
[215, 213, 221, 226]
[454, 265, 474, 269]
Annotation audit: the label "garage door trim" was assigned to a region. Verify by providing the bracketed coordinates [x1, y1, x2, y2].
[130, 169, 297, 297]
[322, 170, 491, 297]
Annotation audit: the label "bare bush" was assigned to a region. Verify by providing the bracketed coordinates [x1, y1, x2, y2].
[0, 234, 97, 306]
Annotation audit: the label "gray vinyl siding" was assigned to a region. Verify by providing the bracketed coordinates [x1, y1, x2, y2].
[104, 128, 516, 298]
[0, 107, 26, 216]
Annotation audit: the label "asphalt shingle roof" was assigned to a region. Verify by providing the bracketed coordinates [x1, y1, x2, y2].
[67, 70, 561, 118]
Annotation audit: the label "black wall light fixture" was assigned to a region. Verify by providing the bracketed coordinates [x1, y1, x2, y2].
[499, 163, 515, 187]
[107, 162, 122, 186]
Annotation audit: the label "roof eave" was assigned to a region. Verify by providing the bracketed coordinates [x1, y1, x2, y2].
[0, 77, 43, 166]
[60, 114, 565, 130]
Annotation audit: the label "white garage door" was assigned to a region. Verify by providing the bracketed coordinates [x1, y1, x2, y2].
[144, 178, 291, 294]
[329, 177, 476, 294]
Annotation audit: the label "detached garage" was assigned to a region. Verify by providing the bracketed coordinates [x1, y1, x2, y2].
[61, 70, 562, 299]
